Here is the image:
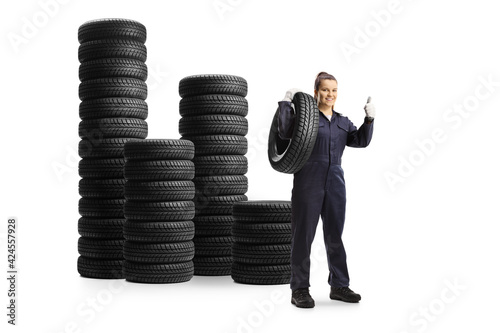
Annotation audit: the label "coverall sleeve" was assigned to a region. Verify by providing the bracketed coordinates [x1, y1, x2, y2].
[346, 117, 374, 148]
[277, 101, 295, 140]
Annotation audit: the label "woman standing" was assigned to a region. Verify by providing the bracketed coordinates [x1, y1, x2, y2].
[277, 72, 375, 308]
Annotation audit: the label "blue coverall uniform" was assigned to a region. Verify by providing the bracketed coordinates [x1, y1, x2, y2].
[277, 101, 374, 289]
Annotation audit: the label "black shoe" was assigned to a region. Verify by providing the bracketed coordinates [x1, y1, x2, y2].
[330, 286, 361, 303]
[291, 288, 315, 308]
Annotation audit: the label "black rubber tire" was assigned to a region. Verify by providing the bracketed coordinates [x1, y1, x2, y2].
[193, 155, 247, 176]
[78, 18, 147, 43]
[123, 220, 194, 242]
[124, 139, 194, 160]
[79, 78, 147, 101]
[231, 275, 290, 285]
[79, 138, 133, 159]
[268, 92, 319, 174]
[232, 222, 291, 234]
[78, 39, 147, 62]
[79, 58, 147, 81]
[78, 158, 125, 179]
[181, 135, 247, 156]
[232, 235, 291, 245]
[77, 257, 124, 279]
[78, 218, 125, 239]
[194, 194, 247, 216]
[193, 175, 248, 196]
[233, 200, 292, 214]
[124, 160, 195, 181]
[232, 213, 292, 224]
[193, 215, 234, 224]
[193, 256, 232, 276]
[232, 254, 290, 266]
[193, 236, 233, 257]
[78, 198, 125, 218]
[231, 263, 291, 285]
[79, 178, 126, 198]
[232, 244, 291, 265]
[124, 241, 194, 263]
[179, 115, 248, 136]
[78, 118, 148, 139]
[179, 74, 247, 98]
[79, 98, 148, 120]
[232, 200, 292, 223]
[124, 261, 194, 284]
[194, 225, 232, 237]
[124, 201, 195, 221]
[193, 215, 233, 227]
[78, 238, 124, 259]
[193, 215, 233, 236]
[232, 223, 292, 245]
[124, 180, 195, 201]
[179, 94, 248, 117]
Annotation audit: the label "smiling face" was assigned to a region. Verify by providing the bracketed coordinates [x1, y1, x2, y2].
[315, 79, 338, 109]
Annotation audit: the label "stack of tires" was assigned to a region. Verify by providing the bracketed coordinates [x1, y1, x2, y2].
[122, 139, 196, 283]
[231, 201, 292, 285]
[77, 19, 148, 279]
[178, 74, 249, 276]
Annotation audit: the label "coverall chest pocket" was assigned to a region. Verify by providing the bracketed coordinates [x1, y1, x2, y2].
[317, 122, 327, 137]
[309, 121, 329, 160]
[336, 121, 349, 147]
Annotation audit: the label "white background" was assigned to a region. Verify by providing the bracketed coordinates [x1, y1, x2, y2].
[1, 0, 500, 332]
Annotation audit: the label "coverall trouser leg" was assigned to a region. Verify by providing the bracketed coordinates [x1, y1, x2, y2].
[290, 163, 349, 290]
[321, 164, 349, 287]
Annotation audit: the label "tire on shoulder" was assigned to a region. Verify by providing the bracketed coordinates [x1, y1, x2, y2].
[267, 92, 319, 174]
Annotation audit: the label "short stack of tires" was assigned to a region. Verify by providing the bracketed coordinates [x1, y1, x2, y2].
[122, 139, 196, 283]
[77, 18, 148, 279]
[178, 74, 249, 276]
[231, 201, 292, 285]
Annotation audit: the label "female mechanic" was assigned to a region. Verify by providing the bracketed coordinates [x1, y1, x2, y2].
[277, 72, 375, 308]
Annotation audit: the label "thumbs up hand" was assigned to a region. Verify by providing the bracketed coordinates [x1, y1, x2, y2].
[364, 96, 376, 119]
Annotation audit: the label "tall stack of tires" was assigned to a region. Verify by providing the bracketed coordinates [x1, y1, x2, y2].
[122, 139, 196, 283]
[231, 201, 292, 285]
[178, 74, 249, 276]
[77, 19, 148, 279]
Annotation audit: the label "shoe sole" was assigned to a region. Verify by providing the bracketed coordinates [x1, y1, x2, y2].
[291, 298, 315, 308]
[329, 295, 360, 303]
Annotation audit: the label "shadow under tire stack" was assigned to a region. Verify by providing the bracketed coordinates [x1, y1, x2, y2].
[231, 201, 292, 285]
[123, 139, 196, 283]
[178, 74, 249, 276]
[77, 18, 148, 279]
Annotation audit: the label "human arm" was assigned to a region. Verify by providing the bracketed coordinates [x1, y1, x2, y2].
[346, 97, 375, 147]
[346, 118, 373, 147]
[277, 89, 301, 140]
